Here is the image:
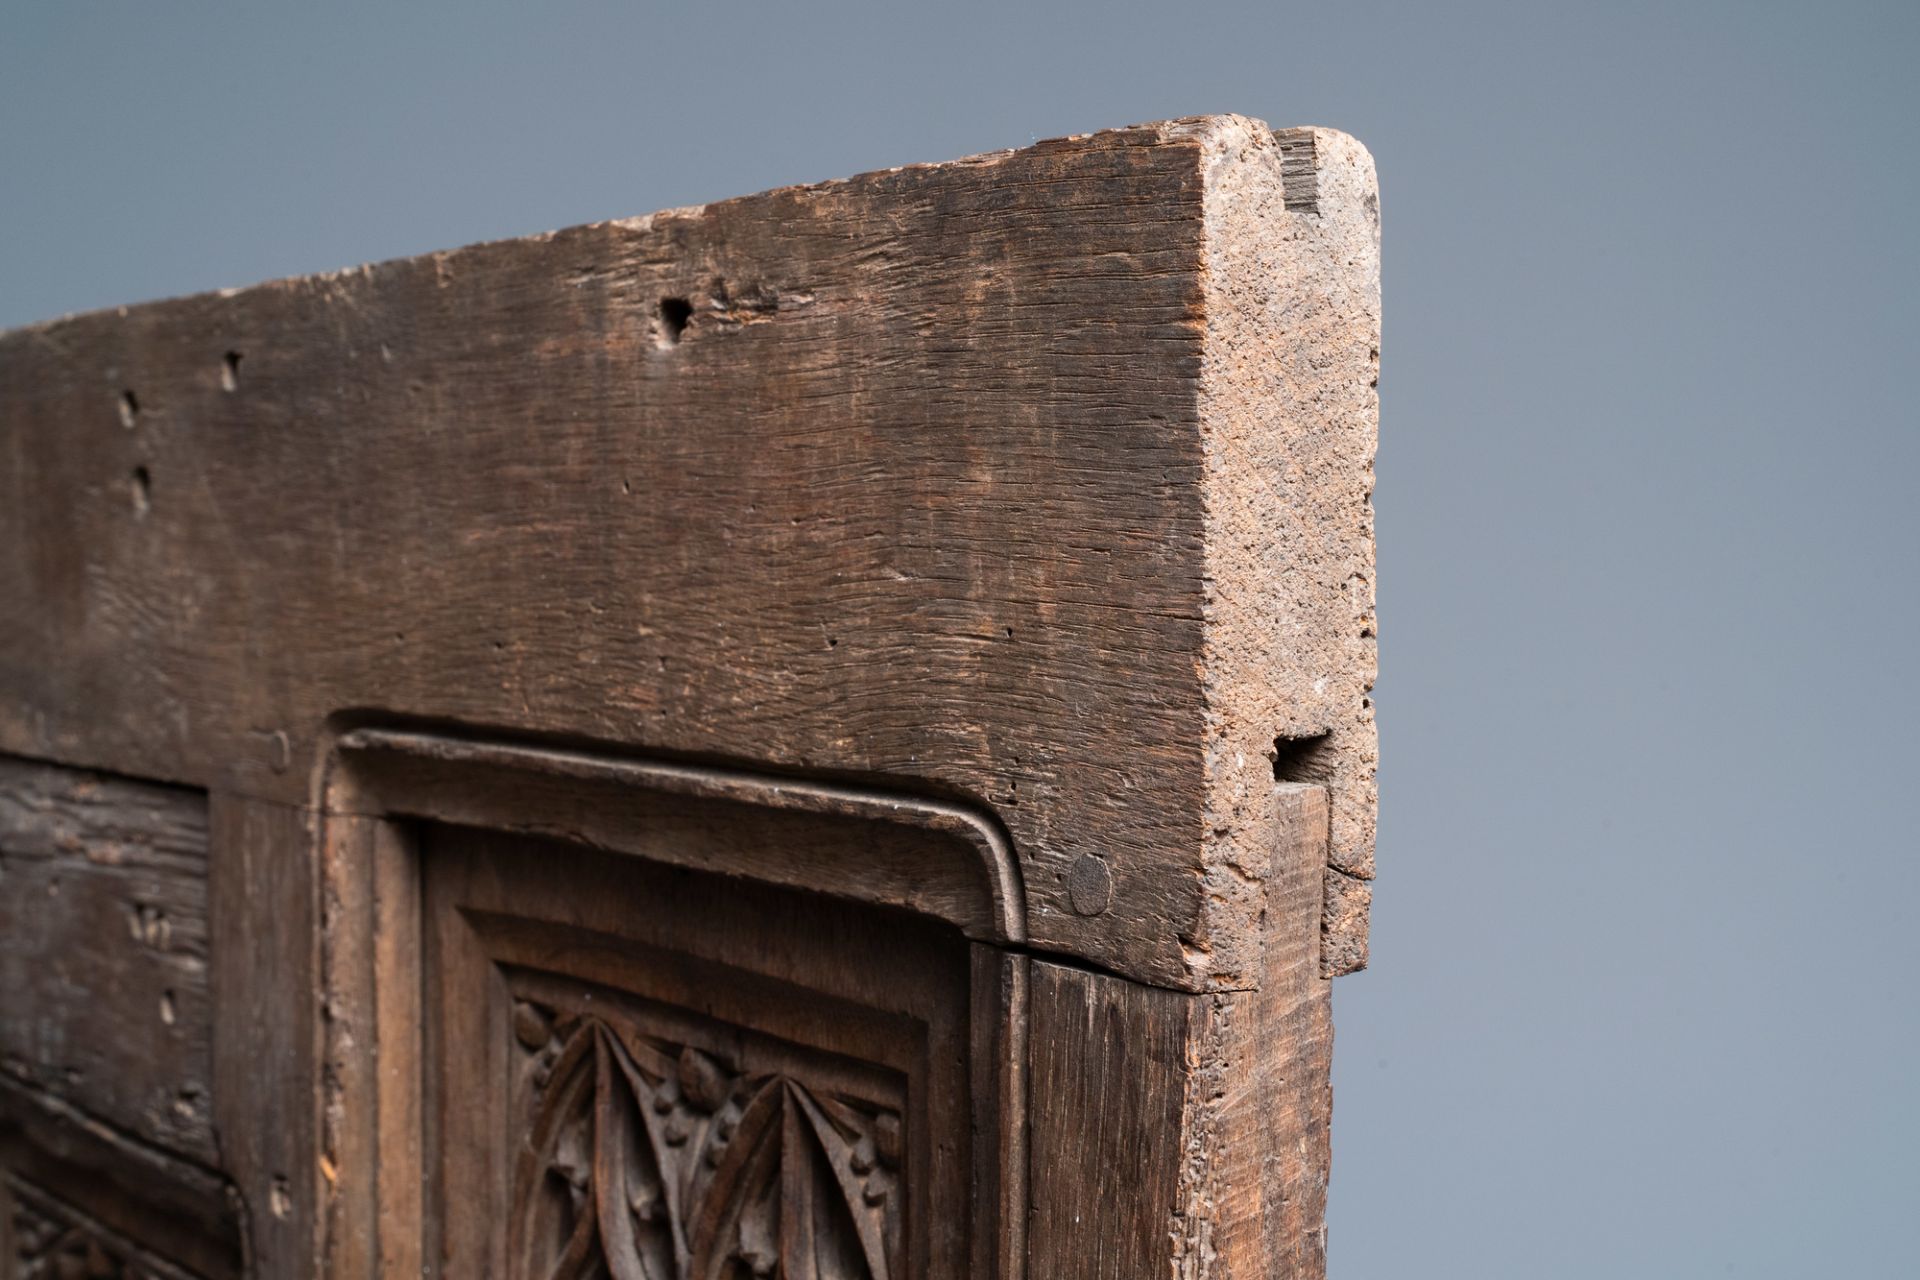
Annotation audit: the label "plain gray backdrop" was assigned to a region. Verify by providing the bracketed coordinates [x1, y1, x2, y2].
[5, 3, 1915, 1275]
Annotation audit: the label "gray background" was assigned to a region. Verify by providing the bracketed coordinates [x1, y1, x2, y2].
[5, 3, 1915, 1274]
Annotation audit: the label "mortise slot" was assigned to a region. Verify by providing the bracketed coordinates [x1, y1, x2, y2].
[119, 390, 139, 428]
[222, 350, 242, 391]
[655, 296, 692, 347]
[129, 466, 152, 517]
[1271, 730, 1335, 784]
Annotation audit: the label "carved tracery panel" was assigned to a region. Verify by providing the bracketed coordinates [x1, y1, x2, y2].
[421, 823, 988, 1280]
[509, 999, 902, 1280]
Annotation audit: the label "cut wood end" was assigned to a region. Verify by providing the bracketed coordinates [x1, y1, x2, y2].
[1187, 116, 1381, 981]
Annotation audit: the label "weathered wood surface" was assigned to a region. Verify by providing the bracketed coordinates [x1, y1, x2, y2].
[422, 826, 983, 1278]
[0, 1087, 243, 1278]
[0, 760, 216, 1164]
[207, 796, 318, 1277]
[1027, 785, 1330, 1279]
[0, 114, 1379, 1279]
[0, 115, 1379, 986]
[328, 727, 1023, 944]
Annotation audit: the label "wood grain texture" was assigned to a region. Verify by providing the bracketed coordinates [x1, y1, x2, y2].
[1193, 785, 1333, 1279]
[326, 727, 1023, 945]
[4, 1175, 208, 1279]
[0, 1083, 243, 1279]
[207, 796, 317, 1278]
[2, 116, 1377, 1278]
[0, 759, 215, 1164]
[316, 734, 1036, 1279]
[423, 827, 984, 1279]
[1026, 785, 1331, 1278]
[0, 114, 1379, 987]
[1025, 960, 1190, 1279]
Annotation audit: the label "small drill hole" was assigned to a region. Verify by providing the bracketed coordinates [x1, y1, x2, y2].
[119, 391, 139, 429]
[130, 466, 152, 517]
[1271, 730, 1335, 783]
[222, 351, 242, 391]
[656, 297, 692, 347]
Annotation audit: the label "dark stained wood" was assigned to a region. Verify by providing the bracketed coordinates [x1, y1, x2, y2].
[1026, 785, 1331, 1278]
[1026, 960, 1191, 1278]
[327, 727, 1023, 945]
[0, 759, 216, 1164]
[0, 760, 244, 1279]
[0, 115, 1379, 992]
[423, 827, 985, 1279]
[0, 115, 1378, 1279]
[3, 1174, 211, 1279]
[207, 796, 317, 1278]
[968, 945, 1027, 1280]
[0, 1083, 243, 1279]
[318, 730, 1034, 1276]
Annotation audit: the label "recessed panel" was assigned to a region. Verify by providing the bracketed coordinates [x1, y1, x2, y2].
[422, 826, 979, 1280]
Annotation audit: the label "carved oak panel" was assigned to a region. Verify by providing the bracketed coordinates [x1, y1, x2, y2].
[507, 991, 903, 1279]
[420, 822, 995, 1280]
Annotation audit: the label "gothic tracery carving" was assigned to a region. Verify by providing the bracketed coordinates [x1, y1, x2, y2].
[509, 999, 903, 1280]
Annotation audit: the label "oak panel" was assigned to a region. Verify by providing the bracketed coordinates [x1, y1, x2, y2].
[0, 759, 214, 1164]
[423, 828, 986, 1280]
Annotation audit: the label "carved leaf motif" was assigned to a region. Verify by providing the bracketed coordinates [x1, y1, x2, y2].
[510, 1000, 901, 1280]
